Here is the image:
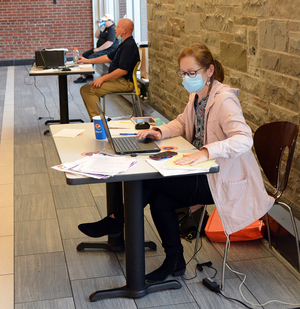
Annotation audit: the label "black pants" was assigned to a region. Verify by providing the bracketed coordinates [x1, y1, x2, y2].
[82, 46, 116, 59]
[115, 175, 214, 256]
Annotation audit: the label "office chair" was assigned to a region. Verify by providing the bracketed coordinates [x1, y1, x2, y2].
[254, 121, 300, 271]
[194, 121, 300, 290]
[101, 61, 143, 117]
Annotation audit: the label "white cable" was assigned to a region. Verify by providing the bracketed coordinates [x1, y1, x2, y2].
[226, 263, 300, 307]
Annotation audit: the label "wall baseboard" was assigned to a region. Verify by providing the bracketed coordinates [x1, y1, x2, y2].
[0, 57, 74, 67]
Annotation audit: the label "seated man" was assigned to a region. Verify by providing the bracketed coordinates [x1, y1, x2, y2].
[79, 18, 140, 120]
[74, 13, 119, 83]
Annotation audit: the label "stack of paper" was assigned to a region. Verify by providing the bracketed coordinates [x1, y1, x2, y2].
[52, 152, 137, 179]
[146, 153, 215, 177]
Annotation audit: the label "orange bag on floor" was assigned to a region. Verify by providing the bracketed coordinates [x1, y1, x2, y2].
[204, 208, 265, 242]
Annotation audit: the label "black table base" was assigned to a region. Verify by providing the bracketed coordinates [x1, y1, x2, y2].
[77, 181, 182, 302]
[43, 75, 84, 134]
[89, 280, 182, 301]
[76, 240, 157, 252]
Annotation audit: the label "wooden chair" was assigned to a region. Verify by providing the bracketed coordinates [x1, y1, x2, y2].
[101, 61, 143, 117]
[194, 121, 300, 290]
[254, 121, 300, 271]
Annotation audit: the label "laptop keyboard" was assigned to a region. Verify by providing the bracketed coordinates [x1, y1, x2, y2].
[114, 137, 141, 152]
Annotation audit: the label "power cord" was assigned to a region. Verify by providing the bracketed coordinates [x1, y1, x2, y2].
[33, 77, 53, 121]
[182, 196, 300, 308]
[23, 64, 53, 121]
[226, 263, 300, 308]
[23, 64, 34, 86]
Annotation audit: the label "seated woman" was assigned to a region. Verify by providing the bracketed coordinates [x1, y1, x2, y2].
[78, 44, 274, 282]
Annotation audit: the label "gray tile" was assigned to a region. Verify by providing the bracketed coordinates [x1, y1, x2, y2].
[14, 143, 44, 159]
[52, 184, 95, 209]
[42, 137, 62, 167]
[14, 131, 41, 145]
[89, 183, 106, 196]
[154, 304, 200, 309]
[14, 173, 52, 196]
[15, 298, 75, 309]
[57, 206, 101, 239]
[134, 277, 194, 308]
[14, 193, 56, 222]
[182, 236, 237, 283]
[63, 237, 123, 280]
[71, 276, 137, 309]
[187, 277, 260, 309]
[15, 252, 72, 303]
[15, 219, 63, 256]
[94, 195, 107, 217]
[48, 166, 68, 185]
[14, 156, 48, 175]
[230, 256, 300, 308]
[212, 238, 273, 262]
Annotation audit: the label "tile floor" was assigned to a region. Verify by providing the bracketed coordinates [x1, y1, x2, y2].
[1, 65, 300, 309]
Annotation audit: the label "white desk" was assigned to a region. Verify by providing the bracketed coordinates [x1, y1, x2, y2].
[50, 122, 219, 302]
[29, 63, 94, 131]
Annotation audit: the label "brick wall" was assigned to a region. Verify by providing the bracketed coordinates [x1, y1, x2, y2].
[0, 0, 93, 63]
[147, 0, 300, 217]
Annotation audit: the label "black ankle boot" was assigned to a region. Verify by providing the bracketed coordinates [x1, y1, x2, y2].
[78, 216, 123, 238]
[145, 251, 186, 282]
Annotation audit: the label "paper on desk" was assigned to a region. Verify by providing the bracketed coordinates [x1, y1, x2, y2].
[52, 153, 137, 179]
[77, 153, 136, 176]
[146, 157, 202, 177]
[108, 121, 134, 130]
[163, 154, 215, 171]
[53, 128, 85, 138]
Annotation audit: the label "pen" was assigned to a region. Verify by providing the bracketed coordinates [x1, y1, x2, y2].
[119, 133, 137, 136]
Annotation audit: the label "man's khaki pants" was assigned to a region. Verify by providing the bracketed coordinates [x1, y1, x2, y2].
[80, 77, 133, 120]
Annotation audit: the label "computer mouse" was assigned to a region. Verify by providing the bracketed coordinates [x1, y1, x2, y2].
[61, 67, 71, 71]
[135, 121, 150, 130]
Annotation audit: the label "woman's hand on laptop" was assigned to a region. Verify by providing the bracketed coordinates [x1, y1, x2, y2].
[137, 129, 162, 141]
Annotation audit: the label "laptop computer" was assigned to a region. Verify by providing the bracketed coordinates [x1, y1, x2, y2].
[97, 103, 161, 155]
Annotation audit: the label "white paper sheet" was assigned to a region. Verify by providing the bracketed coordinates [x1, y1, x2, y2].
[53, 128, 85, 138]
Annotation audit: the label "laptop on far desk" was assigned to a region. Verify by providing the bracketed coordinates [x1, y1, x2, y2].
[97, 103, 161, 155]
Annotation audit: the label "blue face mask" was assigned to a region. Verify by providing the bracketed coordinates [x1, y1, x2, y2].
[182, 74, 205, 93]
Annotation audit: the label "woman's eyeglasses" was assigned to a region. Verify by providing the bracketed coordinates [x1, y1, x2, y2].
[176, 67, 203, 78]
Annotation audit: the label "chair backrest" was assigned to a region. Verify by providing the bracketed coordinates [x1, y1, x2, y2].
[132, 61, 141, 97]
[253, 121, 299, 199]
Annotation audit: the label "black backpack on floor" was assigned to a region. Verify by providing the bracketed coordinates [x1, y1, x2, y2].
[176, 207, 209, 241]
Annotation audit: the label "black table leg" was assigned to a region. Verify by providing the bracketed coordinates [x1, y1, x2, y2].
[77, 182, 125, 252]
[77, 181, 157, 252]
[89, 180, 181, 301]
[44, 75, 84, 134]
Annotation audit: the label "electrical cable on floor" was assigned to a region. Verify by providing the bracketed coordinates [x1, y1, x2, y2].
[225, 263, 300, 308]
[217, 291, 253, 309]
[67, 75, 75, 103]
[177, 183, 300, 308]
[23, 64, 54, 120]
[23, 64, 34, 86]
[33, 77, 53, 120]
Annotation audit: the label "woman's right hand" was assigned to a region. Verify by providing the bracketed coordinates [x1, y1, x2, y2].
[137, 129, 162, 141]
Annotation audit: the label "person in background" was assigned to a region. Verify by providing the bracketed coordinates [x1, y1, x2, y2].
[74, 14, 119, 83]
[78, 18, 140, 120]
[78, 44, 273, 282]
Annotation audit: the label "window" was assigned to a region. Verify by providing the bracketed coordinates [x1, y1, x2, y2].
[96, 0, 148, 44]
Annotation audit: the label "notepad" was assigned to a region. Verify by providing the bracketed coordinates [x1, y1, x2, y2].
[162, 154, 216, 171]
